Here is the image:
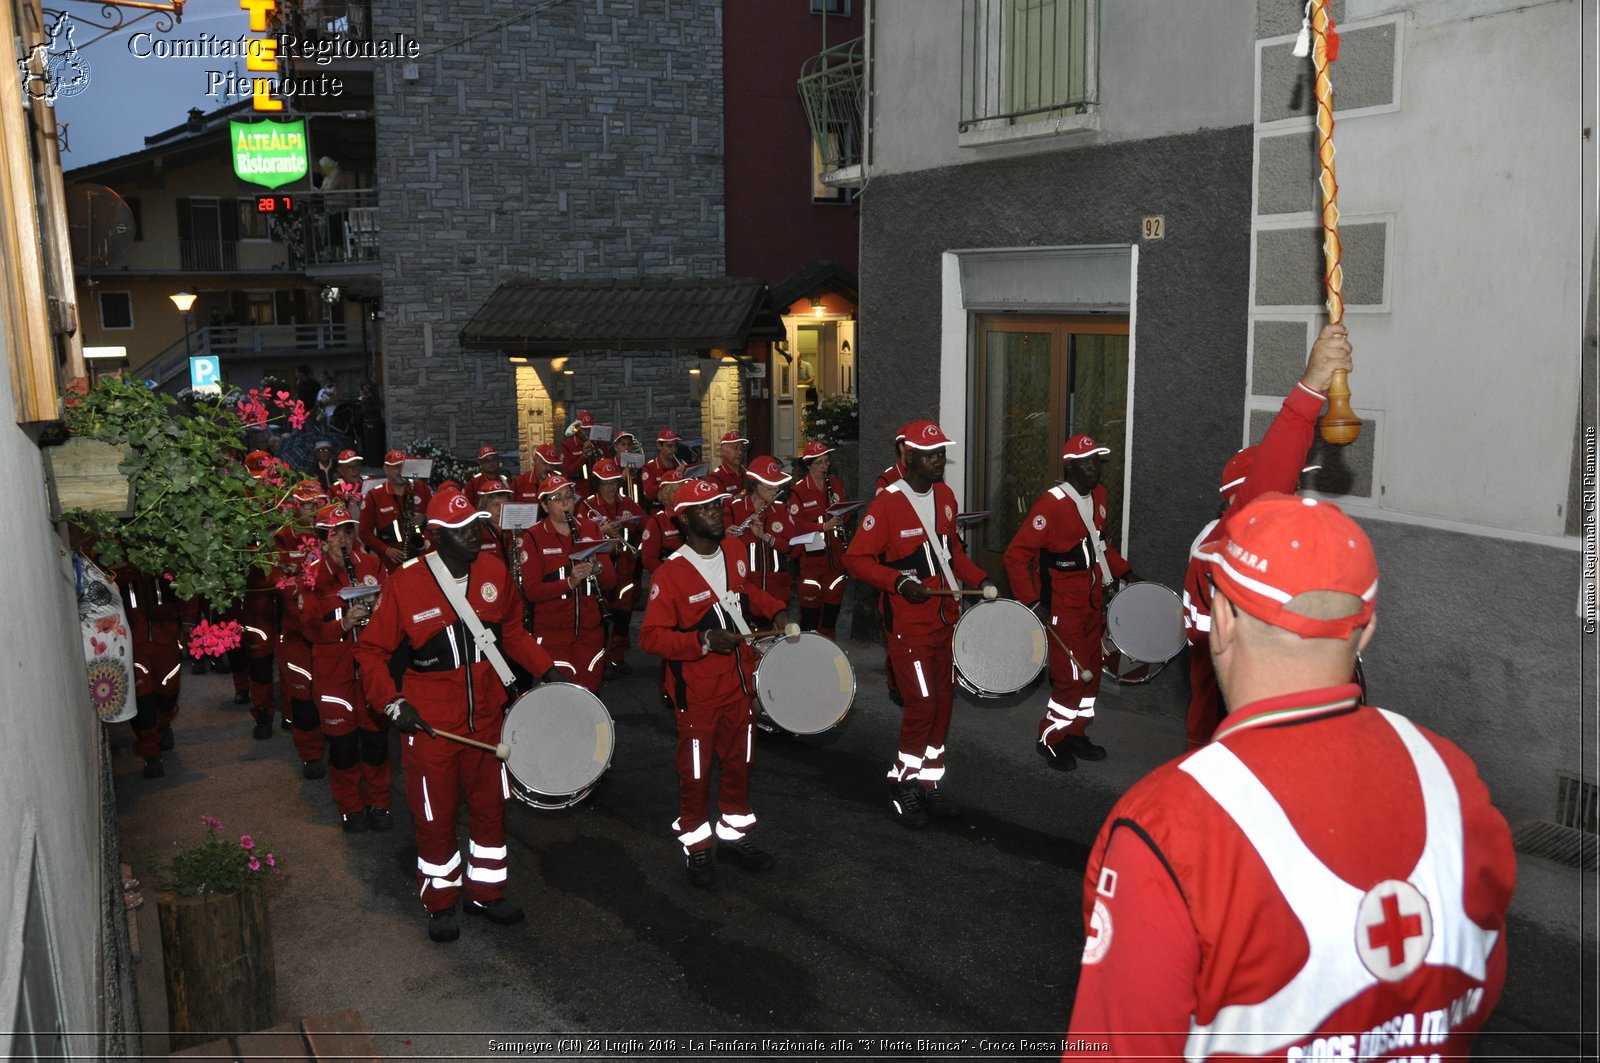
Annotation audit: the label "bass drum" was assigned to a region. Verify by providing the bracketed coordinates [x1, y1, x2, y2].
[1100, 582, 1186, 685]
[753, 632, 856, 735]
[953, 598, 1047, 697]
[500, 683, 615, 810]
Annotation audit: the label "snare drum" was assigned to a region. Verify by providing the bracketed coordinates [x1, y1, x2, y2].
[500, 683, 615, 810]
[1100, 582, 1186, 685]
[953, 598, 1048, 698]
[753, 632, 855, 735]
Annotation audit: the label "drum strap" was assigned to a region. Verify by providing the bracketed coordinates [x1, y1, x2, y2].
[1051, 484, 1114, 586]
[886, 481, 961, 595]
[425, 552, 517, 687]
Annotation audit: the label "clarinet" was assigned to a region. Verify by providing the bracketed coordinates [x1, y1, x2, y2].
[342, 545, 372, 631]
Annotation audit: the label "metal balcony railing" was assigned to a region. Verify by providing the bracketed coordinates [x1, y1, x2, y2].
[797, 36, 866, 179]
[284, 0, 371, 43]
[294, 189, 380, 267]
[140, 323, 361, 390]
[180, 240, 240, 271]
[960, 0, 1098, 132]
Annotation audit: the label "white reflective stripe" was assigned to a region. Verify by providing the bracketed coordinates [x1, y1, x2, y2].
[500, 762, 510, 800]
[912, 660, 930, 699]
[1045, 697, 1078, 722]
[923, 745, 944, 761]
[618, 583, 636, 596]
[715, 821, 748, 841]
[245, 625, 268, 639]
[746, 724, 752, 763]
[134, 663, 149, 674]
[391, 520, 402, 541]
[417, 851, 461, 878]
[677, 820, 713, 847]
[691, 738, 702, 780]
[161, 663, 183, 684]
[129, 587, 138, 609]
[288, 662, 314, 681]
[586, 648, 607, 671]
[801, 579, 821, 589]
[421, 776, 434, 822]
[553, 659, 574, 672]
[721, 811, 757, 828]
[427, 875, 462, 890]
[919, 764, 946, 781]
[1079, 697, 1095, 708]
[466, 865, 508, 884]
[319, 695, 354, 711]
[1040, 717, 1071, 743]
[897, 751, 924, 768]
[445, 626, 462, 669]
[469, 841, 508, 860]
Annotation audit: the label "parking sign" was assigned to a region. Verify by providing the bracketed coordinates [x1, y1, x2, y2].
[189, 355, 221, 395]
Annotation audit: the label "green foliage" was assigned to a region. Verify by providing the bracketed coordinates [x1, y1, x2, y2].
[160, 816, 283, 896]
[61, 377, 288, 609]
[403, 438, 478, 489]
[803, 393, 860, 444]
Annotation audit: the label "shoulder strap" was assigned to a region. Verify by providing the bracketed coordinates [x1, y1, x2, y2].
[424, 552, 517, 686]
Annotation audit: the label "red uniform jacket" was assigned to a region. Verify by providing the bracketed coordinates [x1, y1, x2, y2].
[561, 435, 607, 485]
[873, 462, 904, 495]
[789, 472, 849, 566]
[272, 523, 320, 642]
[464, 472, 500, 509]
[1002, 482, 1130, 613]
[639, 542, 785, 705]
[843, 480, 988, 638]
[584, 490, 647, 603]
[707, 461, 744, 496]
[355, 552, 555, 735]
[640, 455, 682, 507]
[298, 544, 386, 648]
[510, 469, 550, 507]
[639, 510, 682, 571]
[515, 516, 617, 639]
[359, 479, 433, 560]
[724, 495, 797, 606]
[114, 567, 197, 694]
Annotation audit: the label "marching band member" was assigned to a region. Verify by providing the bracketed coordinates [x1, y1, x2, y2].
[707, 429, 748, 495]
[299, 504, 391, 833]
[277, 481, 329, 777]
[844, 421, 995, 829]
[561, 411, 607, 487]
[359, 450, 433, 571]
[790, 440, 852, 639]
[355, 488, 562, 944]
[464, 445, 503, 508]
[1003, 434, 1136, 772]
[611, 429, 646, 507]
[724, 456, 797, 626]
[639, 467, 688, 573]
[873, 424, 909, 495]
[640, 428, 683, 508]
[476, 479, 515, 559]
[516, 474, 616, 691]
[115, 566, 197, 778]
[585, 458, 648, 673]
[511, 443, 563, 508]
[331, 449, 366, 516]
[639, 479, 791, 888]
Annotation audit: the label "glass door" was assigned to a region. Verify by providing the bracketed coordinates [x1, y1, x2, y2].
[971, 314, 1130, 586]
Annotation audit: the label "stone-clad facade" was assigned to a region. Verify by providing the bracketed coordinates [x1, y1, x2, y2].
[371, 0, 728, 459]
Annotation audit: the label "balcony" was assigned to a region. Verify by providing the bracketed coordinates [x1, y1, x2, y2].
[797, 37, 866, 186]
[180, 240, 239, 272]
[959, 0, 1100, 146]
[284, 189, 380, 291]
[140, 322, 367, 391]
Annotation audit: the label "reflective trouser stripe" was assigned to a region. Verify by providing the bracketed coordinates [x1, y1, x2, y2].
[691, 738, 702, 780]
[912, 660, 930, 698]
[676, 820, 713, 850]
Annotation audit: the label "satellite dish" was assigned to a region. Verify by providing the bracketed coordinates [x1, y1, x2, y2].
[66, 184, 135, 269]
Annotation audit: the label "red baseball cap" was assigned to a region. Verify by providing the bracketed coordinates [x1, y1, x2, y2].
[1062, 433, 1111, 461]
[1199, 493, 1377, 640]
[1218, 446, 1322, 501]
[477, 444, 498, 460]
[746, 455, 792, 486]
[426, 488, 488, 528]
[572, 411, 596, 427]
[656, 428, 680, 443]
[537, 473, 576, 499]
[893, 423, 913, 444]
[901, 420, 956, 450]
[801, 440, 835, 460]
[383, 449, 407, 466]
[533, 444, 562, 466]
[592, 458, 623, 481]
[720, 430, 749, 445]
[291, 480, 327, 504]
[315, 503, 357, 529]
[245, 450, 273, 476]
[477, 478, 512, 497]
[337, 449, 361, 465]
[672, 478, 730, 514]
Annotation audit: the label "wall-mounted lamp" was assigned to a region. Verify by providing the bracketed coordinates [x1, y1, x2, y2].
[810, 297, 826, 316]
[561, 367, 575, 404]
[689, 365, 704, 402]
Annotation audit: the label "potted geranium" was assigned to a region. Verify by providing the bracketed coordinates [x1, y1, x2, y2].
[155, 815, 283, 1048]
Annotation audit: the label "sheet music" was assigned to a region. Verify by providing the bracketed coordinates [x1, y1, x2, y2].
[499, 503, 540, 530]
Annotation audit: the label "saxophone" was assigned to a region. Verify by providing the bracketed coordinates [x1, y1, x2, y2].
[342, 545, 373, 631]
[401, 482, 427, 560]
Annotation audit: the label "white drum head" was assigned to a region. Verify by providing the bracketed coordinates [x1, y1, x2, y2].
[501, 683, 614, 798]
[754, 632, 855, 735]
[953, 598, 1047, 697]
[1105, 582, 1186, 664]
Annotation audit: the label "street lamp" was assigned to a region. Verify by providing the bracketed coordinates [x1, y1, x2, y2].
[169, 291, 197, 356]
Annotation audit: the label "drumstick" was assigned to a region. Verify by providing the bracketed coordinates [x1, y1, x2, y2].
[744, 623, 802, 641]
[430, 728, 511, 761]
[927, 588, 993, 598]
[1042, 622, 1088, 676]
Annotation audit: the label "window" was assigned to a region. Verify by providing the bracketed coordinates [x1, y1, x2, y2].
[98, 291, 133, 330]
[961, 0, 1098, 131]
[237, 198, 274, 240]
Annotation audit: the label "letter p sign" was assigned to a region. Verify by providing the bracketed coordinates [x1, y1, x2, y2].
[190, 355, 222, 395]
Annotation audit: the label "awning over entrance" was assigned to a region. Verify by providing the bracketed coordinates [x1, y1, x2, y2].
[460, 276, 786, 354]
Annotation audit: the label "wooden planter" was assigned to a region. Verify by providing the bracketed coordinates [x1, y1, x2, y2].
[42, 437, 134, 519]
[156, 889, 276, 1050]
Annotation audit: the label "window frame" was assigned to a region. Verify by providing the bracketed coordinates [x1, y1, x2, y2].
[97, 290, 134, 331]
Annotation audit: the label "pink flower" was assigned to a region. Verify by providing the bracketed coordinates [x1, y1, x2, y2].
[201, 815, 223, 831]
[276, 390, 290, 401]
[248, 856, 261, 872]
[240, 835, 254, 850]
[265, 853, 276, 867]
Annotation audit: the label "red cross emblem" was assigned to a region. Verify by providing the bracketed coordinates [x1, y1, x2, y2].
[1355, 879, 1433, 982]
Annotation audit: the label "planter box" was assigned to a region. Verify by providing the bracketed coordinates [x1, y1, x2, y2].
[157, 889, 276, 1051]
[42, 438, 133, 519]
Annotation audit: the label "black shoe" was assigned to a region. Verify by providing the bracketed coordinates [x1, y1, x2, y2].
[1037, 740, 1077, 772]
[919, 786, 961, 820]
[158, 725, 175, 751]
[252, 719, 273, 740]
[280, 717, 292, 731]
[190, 660, 207, 676]
[1062, 734, 1107, 762]
[888, 688, 904, 707]
[141, 757, 165, 779]
[427, 908, 460, 943]
[365, 806, 393, 832]
[716, 838, 775, 872]
[889, 783, 929, 828]
[233, 690, 252, 706]
[465, 897, 525, 925]
[302, 760, 326, 780]
[685, 849, 716, 888]
[341, 811, 368, 834]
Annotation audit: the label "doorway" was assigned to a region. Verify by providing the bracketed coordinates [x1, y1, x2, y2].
[970, 314, 1130, 583]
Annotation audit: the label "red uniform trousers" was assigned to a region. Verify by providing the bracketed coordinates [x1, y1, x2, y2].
[671, 691, 757, 854]
[277, 630, 323, 762]
[886, 634, 956, 786]
[312, 641, 391, 815]
[1186, 639, 1223, 750]
[130, 634, 184, 761]
[238, 584, 280, 722]
[1040, 606, 1105, 744]
[535, 629, 607, 691]
[605, 552, 640, 663]
[401, 730, 511, 914]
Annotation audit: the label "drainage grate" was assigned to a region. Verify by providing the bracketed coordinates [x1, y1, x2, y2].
[1512, 820, 1598, 871]
[1555, 773, 1598, 834]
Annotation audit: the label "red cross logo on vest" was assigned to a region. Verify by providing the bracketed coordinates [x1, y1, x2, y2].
[1355, 879, 1433, 982]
